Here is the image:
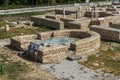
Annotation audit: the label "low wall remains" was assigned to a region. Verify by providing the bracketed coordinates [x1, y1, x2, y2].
[90, 19, 105, 26]
[31, 16, 64, 30]
[10, 35, 37, 50]
[60, 18, 75, 27]
[45, 15, 61, 21]
[55, 9, 76, 15]
[109, 22, 120, 29]
[84, 11, 112, 18]
[37, 31, 53, 40]
[39, 45, 68, 63]
[67, 20, 91, 30]
[37, 30, 100, 62]
[105, 15, 120, 23]
[10, 30, 100, 63]
[70, 31, 100, 56]
[90, 25, 120, 42]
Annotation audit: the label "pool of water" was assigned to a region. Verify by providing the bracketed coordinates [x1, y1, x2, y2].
[41, 37, 74, 46]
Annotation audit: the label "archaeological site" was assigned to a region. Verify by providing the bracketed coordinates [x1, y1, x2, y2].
[1, 0, 120, 80]
[10, 2, 120, 64]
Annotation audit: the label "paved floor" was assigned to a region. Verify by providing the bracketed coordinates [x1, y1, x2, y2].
[40, 60, 120, 80]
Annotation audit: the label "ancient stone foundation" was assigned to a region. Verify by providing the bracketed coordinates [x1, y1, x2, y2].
[109, 22, 120, 29]
[10, 30, 100, 63]
[31, 16, 64, 30]
[90, 25, 120, 42]
[10, 35, 37, 50]
[67, 20, 91, 30]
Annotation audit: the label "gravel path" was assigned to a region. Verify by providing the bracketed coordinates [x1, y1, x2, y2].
[40, 60, 120, 80]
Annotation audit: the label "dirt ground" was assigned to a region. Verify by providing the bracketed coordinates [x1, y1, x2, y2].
[0, 46, 58, 80]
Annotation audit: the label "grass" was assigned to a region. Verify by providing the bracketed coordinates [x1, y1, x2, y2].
[0, 21, 14, 27]
[4, 61, 29, 80]
[79, 41, 120, 76]
[0, 54, 10, 63]
[0, 61, 29, 80]
[0, 52, 29, 80]
[0, 10, 53, 21]
[0, 27, 51, 39]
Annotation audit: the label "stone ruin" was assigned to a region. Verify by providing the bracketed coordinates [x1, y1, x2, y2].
[10, 29, 100, 63]
[30, 3, 120, 31]
[10, 3, 120, 63]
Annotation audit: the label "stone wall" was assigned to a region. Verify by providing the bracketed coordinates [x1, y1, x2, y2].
[106, 8, 116, 11]
[31, 16, 64, 30]
[109, 22, 120, 29]
[10, 30, 100, 63]
[55, 9, 76, 15]
[38, 30, 100, 60]
[39, 45, 68, 63]
[90, 25, 120, 42]
[53, 30, 71, 37]
[105, 15, 120, 23]
[70, 31, 100, 56]
[45, 15, 61, 21]
[90, 19, 105, 26]
[10, 35, 37, 50]
[60, 18, 75, 27]
[67, 20, 90, 30]
[85, 11, 113, 18]
[28, 45, 68, 63]
[70, 31, 91, 38]
[37, 31, 53, 40]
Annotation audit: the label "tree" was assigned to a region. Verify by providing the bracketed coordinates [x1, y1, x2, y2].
[50, 0, 56, 4]
[0, 0, 106, 7]
[4, 0, 9, 5]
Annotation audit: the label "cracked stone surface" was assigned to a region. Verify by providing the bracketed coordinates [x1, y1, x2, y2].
[40, 60, 120, 80]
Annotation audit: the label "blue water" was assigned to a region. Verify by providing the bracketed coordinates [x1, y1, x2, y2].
[41, 37, 74, 46]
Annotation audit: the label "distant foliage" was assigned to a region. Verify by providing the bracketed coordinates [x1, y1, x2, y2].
[0, 0, 106, 6]
[0, 0, 106, 9]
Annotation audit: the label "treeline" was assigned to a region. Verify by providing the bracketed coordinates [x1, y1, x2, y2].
[0, 0, 105, 6]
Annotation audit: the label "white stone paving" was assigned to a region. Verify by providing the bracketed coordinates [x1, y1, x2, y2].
[40, 60, 120, 80]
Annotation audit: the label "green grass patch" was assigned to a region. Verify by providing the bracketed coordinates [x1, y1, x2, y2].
[0, 10, 53, 21]
[0, 27, 51, 39]
[87, 55, 97, 62]
[0, 53, 29, 80]
[4, 61, 29, 80]
[0, 21, 14, 27]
